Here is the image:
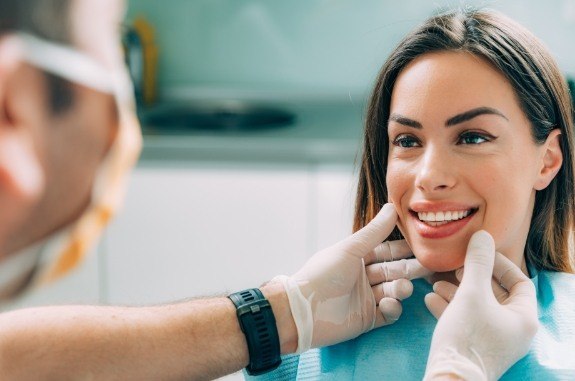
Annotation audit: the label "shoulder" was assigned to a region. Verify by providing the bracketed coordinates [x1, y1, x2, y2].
[536, 269, 575, 284]
[534, 270, 575, 307]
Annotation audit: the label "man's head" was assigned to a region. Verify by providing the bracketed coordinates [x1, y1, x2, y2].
[0, 0, 129, 258]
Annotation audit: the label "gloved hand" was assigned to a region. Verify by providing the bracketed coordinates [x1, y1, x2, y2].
[274, 203, 422, 353]
[423, 231, 538, 381]
[364, 236, 432, 304]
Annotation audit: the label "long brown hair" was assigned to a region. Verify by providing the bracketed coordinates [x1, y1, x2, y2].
[354, 8, 575, 273]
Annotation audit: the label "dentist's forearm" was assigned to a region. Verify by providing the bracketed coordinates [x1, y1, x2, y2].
[0, 283, 297, 380]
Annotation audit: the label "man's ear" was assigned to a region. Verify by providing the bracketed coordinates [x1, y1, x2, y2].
[534, 129, 563, 191]
[0, 37, 44, 253]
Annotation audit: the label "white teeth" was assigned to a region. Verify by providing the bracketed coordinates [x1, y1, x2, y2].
[417, 209, 473, 222]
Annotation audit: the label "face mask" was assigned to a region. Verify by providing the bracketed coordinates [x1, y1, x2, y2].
[1, 32, 142, 297]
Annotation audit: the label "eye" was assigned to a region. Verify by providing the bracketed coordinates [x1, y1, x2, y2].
[392, 134, 421, 148]
[457, 131, 494, 145]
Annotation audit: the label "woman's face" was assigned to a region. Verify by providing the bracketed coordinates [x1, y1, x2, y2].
[386, 51, 551, 273]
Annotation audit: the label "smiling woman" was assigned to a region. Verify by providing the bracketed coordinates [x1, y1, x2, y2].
[357, 14, 575, 277]
[247, 7, 575, 381]
[385, 50, 563, 274]
[352, 8, 575, 379]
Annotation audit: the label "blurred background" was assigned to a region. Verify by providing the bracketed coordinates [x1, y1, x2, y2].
[9, 1, 575, 378]
[127, 0, 575, 100]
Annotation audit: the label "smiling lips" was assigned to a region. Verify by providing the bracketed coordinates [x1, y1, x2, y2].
[417, 209, 471, 226]
[409, 207, 477, 238]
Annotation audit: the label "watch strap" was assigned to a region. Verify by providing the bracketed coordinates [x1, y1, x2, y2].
[228, 288, 282, 375]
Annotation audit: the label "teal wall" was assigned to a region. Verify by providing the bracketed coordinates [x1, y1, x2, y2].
[126, 0, 575, 99]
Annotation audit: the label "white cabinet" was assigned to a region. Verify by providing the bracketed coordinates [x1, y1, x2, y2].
[103, 162, 315, 305]
[2, 161, 357, 318]
[2, 246, 102, 311]
[101, 161, 356, 381]
[313, 164, 357, 251]
[3, 160, 356, 381]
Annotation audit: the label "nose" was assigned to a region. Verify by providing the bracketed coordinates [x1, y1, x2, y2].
[415, 145, 457, 193]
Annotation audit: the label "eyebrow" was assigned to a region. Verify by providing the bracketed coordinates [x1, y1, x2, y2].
[388, 106, 509, 129]
[446, 107, 509, 126]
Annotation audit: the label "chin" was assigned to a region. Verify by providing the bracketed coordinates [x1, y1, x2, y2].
[397, 221, 470, 273]
[412, 246, 465, 273]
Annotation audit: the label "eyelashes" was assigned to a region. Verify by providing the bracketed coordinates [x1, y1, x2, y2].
[391, 131, 497, 148]
[392, 134, 420, 148]
[458, 131, 496, 145]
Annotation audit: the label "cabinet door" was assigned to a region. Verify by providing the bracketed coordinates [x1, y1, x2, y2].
[103, 163, 312, 305]
[314, 164, 357, 252]
[2, 247, 102, 311]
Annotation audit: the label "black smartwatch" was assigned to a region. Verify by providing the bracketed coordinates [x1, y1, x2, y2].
[228, 288, 282, 375]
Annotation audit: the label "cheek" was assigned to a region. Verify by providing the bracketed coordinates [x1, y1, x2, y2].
[478, 176, 535, 255]
[385, 161, 411, 242]
[385, 161, 407, 204]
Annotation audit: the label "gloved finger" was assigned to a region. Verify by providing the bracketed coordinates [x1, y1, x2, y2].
[366, 258, 433, 285]
[424, 292, 448, 319]
[432, 280, 458, 303]
[364, 239, 412, 265]
[492, 252, 537, 310]
[491, 277, 509, 303]
[339, 203, 397, 259]
[458, 230, 496, 292]
[372, 278, 413, 302]
[492, 252, 528, 292]
[374, 297, 403, 328]
[455, 267, 464, 283]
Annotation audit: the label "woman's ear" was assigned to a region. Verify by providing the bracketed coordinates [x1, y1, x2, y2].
[0, 37, 44, 253]
[534, 129, 563, 191]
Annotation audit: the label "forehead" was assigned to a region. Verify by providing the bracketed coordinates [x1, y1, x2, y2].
[69, 0, 126, 69]
[390, 51, 520, 120]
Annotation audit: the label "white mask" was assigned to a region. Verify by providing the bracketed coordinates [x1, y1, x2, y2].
[0, 32, 142, 299]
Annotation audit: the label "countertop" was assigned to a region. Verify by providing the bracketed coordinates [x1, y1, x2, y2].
[138, 97, 367, 164]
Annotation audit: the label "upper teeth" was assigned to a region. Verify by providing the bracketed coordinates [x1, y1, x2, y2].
[418, 210, 470, 222]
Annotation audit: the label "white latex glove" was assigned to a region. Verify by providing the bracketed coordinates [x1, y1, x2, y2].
[365, 239, 433, 303]
[423, 231, 538, 381]
[274, 203, 418, 353]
